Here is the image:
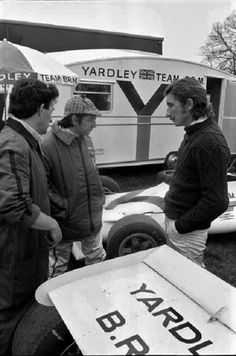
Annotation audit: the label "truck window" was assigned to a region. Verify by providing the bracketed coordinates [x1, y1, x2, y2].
[73, 83, 112, 112]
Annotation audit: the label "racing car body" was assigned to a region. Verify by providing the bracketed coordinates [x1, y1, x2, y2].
[72, 180, 236, 259]
[103, 180, 236, 234]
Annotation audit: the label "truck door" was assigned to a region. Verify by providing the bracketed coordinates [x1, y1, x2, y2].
[222, 80, 236, 154]
[206, 77, 222, 123]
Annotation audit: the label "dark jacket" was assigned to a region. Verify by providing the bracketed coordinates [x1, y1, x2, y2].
[0, 117, 50, 353]
[41, 123, 105, 241]
[164, 117, 230, 234]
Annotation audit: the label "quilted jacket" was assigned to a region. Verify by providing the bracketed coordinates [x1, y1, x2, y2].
[41, 122, 105, 241]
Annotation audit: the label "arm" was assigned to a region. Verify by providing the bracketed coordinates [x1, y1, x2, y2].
[0, 145, 40, 226]
[42, 146, 68, 219]
[31, 211, 62, 247]
[0, 143, 62, 245]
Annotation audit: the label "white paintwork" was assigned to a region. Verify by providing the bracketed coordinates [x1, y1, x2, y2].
[37, 245, 236, 355]
[47, 49, 161, 65]
[0, 40, 78, 86]
[71, 180, 236, 261]
[101, 181, 236, 232]
[0, 40, 77, 121]
[36, 249, 153, 306]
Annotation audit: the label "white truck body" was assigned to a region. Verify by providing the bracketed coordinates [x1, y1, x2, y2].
[48, 49, 236, 168]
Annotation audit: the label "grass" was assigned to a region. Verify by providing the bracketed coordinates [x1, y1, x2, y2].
[205, 233, 236, 287]
[100, 165, 236, 288]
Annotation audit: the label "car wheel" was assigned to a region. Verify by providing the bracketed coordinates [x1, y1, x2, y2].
[100, 175, 121, 194]
[106, 214, 166, 259]
[12, 301, 81, 356]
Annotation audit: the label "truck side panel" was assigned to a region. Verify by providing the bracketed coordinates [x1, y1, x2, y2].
[67, 57, 236, 167]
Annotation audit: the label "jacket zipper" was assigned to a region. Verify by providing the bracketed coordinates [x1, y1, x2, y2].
[77, 137, 94, 233]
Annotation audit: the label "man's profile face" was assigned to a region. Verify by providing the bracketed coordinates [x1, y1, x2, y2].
[38, 98, 58, 134]
[166, 93, 191, 127]
[75, 114, 96, 136]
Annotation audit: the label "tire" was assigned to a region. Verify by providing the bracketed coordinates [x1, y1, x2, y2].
[163, 151, 178, 170]
[12, 301, 81, 356]
[106, 214, 167, 259]
[100, 175, 121, 194]
[156, 170, 175, 184]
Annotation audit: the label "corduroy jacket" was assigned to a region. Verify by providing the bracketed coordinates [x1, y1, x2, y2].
[0, 117, 50, 352]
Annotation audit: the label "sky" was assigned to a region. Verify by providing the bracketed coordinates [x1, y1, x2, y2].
[1, 0, 236, 62]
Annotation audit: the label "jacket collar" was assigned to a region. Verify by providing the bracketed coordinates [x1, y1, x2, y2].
[51, 122, 83, 145]
[6, 117, 42, 155]
[185, 117, 213, 135]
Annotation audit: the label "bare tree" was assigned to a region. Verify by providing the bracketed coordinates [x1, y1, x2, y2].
[201, 11, 236, 74]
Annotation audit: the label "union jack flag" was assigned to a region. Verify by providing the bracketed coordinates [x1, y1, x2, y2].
[139, 69, 155, 80]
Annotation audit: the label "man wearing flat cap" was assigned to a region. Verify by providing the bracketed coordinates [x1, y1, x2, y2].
[41, 95, 106, 277]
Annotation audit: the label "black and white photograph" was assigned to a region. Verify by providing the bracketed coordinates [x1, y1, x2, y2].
[0, 0, 236, 354]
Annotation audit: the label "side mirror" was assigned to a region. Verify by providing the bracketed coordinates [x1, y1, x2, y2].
[156, 151, 178, 185]
[163, 151, 178, 170]
[157, 170, 175, 185]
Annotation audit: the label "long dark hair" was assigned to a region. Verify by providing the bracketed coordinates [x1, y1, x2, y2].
[165, 77, 215, 120]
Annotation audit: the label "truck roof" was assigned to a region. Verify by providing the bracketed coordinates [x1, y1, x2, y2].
[47, 48, 236, 80]
[47, 48, 161, 65]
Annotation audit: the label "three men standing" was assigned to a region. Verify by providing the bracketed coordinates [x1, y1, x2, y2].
[0, 76, 230, 354]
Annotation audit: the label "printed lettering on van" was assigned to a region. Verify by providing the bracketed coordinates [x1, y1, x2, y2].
[81, 66, 205, 85]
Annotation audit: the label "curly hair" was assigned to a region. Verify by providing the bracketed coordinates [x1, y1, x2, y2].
[9, 78, 59, 119]
[164, 77, 215, 120]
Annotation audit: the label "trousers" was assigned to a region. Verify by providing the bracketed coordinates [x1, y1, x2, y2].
[49, 230, 106, 277]
[165, 216, 208, 266]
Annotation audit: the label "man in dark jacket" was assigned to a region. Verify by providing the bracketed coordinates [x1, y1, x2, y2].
[42, 95, 106, 277]
[164, 77, 230, 266]
[0, 78, 62, 355]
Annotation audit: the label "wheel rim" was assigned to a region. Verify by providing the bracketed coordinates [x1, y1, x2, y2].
[118, 233, 158, 256]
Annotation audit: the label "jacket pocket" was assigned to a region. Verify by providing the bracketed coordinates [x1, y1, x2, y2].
[49, 190, 68, 219]
[0, 223, 12, 267]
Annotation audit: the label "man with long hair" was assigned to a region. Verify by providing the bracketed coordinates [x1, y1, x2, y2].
[164, 77, 230, 266]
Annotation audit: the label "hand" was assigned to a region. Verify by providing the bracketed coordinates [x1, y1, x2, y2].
[47, 219, 62, 249]
[165, 218, 178, 234]
[168, 219, 178, 234]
